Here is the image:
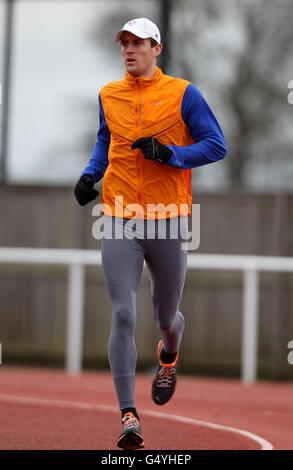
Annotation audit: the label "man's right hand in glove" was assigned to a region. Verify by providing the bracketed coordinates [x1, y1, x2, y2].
[74, 174, 99, 206]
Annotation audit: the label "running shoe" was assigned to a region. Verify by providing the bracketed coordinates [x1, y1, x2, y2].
[117, 412, 144, 450]
[151, 339, 179, 405]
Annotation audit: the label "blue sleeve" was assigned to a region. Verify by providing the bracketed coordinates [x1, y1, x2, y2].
[80, 94, 110, 182]
[167, 84, 227, 169]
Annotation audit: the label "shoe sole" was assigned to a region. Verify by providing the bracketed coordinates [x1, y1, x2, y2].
[117, 431, 144, 450]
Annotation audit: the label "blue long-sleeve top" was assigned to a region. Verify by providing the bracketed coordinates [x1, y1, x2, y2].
[81, 84, 227, 182]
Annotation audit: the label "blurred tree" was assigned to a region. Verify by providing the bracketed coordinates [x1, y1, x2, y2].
[226, 0, 293, 188]
[169, 0, 293, 189]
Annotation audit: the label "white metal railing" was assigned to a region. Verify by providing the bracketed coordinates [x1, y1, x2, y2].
[1, 247, 293, 383]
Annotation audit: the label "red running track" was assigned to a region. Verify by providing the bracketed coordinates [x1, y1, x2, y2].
[0, 366, 292, 450]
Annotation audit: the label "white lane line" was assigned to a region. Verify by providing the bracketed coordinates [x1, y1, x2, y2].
[141, 409, 273, 450]
[0, 393, 273, 450]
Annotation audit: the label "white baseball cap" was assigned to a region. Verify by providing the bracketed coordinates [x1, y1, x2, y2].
[115, 18, 161, 44]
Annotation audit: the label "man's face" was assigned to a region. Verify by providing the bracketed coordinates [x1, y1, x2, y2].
[120, 32, 161, 78]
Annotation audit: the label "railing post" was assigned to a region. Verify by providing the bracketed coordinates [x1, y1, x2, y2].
[241, 269, 259, 383]
[66, 263, 85, 374]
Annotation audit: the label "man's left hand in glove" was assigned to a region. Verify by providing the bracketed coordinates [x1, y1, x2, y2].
[131, 137, 172, 164]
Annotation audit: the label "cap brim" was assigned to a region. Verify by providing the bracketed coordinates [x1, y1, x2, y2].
[115, 27, 150, 42]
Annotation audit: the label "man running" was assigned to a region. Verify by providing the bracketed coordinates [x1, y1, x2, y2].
[74, 17, 227, 449]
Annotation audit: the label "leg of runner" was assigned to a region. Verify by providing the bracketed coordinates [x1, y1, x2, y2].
[101, 215, 145, 449]
[144, 216, 188, 405]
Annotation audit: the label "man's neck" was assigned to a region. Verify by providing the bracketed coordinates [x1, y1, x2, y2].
[131, 64, 157, 79]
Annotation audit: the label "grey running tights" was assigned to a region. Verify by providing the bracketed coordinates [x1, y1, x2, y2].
[101, 215, 188, 410]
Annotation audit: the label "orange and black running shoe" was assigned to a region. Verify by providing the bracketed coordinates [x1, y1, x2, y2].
[117, 412, 144, 450]
[151, 340, 179, 405]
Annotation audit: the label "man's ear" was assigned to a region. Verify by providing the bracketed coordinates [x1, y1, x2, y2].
[154, 43, 163, 58]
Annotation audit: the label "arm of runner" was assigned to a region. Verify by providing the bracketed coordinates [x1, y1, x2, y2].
[80, 94, 110, 182]
[166, 84, 227, 169]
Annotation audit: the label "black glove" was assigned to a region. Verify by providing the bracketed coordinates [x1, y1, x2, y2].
[74, 174, 99, 206]
[131, 137, 172, 164]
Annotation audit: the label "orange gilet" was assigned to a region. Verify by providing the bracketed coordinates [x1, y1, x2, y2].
[100, 66, 193, 220]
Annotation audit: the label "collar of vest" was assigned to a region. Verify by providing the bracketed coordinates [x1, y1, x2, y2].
[125, 66, 163, 88]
